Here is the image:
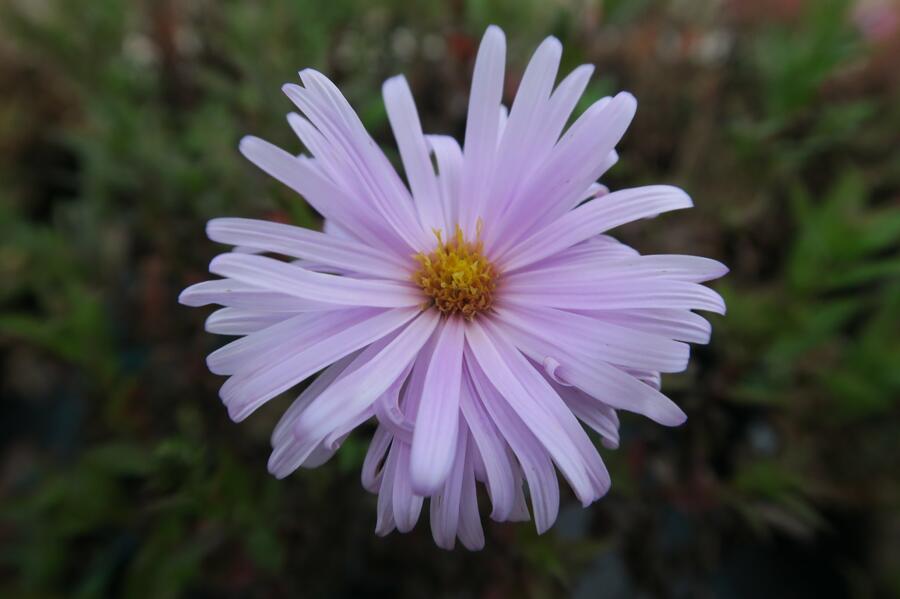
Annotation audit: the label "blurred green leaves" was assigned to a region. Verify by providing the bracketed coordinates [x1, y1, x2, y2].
[1, 0, 898, 597]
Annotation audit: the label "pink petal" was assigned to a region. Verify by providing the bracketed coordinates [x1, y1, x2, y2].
[465, 320, 601, 507]
[271, 352, 358, 448]
[498, 323, 687, 426]
[484, 36, 562, 230]
[204, 308, 288, 335]
[209, 253, 422, 308]
[546, 377, 620, 449]
[429, 424, 468, 550]
[499, 185, 693, 272]
[457, 441, 486, 550]
[459, 25, 506, 232]
[460, 367, 517, 521]
[383, 75, 445, 232]
[207, 308, 372, 376]
[503, 278, 726, 314]
[361, 425, 393, 493]
[481, 320, 610, 502]
[179, 279, 329, 312]
[425, 134, 463, 232]
[466, 354, 560, 533]
[206, 218, 411, 280]
[373, 362, 415, 442]
[509, 254, 729, 285]
[291, 309, 440, 447]
[490, 92, 637, 253]
[410, 317, 465, 494]
[576, 308, 713, 345]
[222, 307, 420, 422]
[537, 64, 595, 162]
[375, 445, 399, 536]
[238, 135, 400, 252]
[390, 442, 424, 533]
[494, 303, 691, 373]
[290, 71, 433, 252]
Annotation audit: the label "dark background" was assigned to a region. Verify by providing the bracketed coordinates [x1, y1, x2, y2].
[2, 0, 899, 597]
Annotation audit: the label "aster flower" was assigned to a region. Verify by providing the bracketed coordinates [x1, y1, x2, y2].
[180, 25, 727, 550]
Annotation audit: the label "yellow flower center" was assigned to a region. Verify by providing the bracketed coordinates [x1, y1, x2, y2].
[413, 225, 497, 320]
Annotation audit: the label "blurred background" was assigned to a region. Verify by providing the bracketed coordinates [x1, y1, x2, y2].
[1, 0, 899, 597]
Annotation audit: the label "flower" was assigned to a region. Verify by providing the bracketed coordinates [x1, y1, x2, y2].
[179, 25, 727, 550]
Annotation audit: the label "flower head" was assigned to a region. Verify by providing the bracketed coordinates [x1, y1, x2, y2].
[180, 25, 727, 550]
[414, 226, 496, 319]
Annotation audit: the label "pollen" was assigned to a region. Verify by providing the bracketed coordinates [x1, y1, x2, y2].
[413, 225, 497, 320]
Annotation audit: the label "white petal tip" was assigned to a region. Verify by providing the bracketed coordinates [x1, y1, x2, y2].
[573, 63, 595, 77]
[601, 438, 620, 450]
[409, 467, 448, 497]
[484, 24, 505, 39]
[177, 288, 195, 306]
[375, 523, 395, 537]
[540, 35, 563, 56]
[664, 409, 688, 427]
[281, 83, 302, 99]
[382, 74, 406, 92]
[237, 135, 259, 153]
[615, 90, 638, 106]
[534, 521, 553, 535]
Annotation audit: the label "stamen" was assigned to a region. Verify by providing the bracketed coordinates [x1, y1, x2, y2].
[413, 225, 497, 320]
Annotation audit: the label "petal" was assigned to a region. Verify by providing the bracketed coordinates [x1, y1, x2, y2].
[383, 75, 445, 232]
[503, 278, 726, 314]
[222, 307, 419, 422]
[410, 317, 465, 494]
[466, 354, 559, 533]
[481, 320, 610, 502]
[390, 442, 424, 533]
[287, 72, 433, 252]
[489, 92, 637, 253]
[499, 185, 693, 273]
[497, 322, 687, 426]
[209, 253, 422, 308]
[207, 308, 373, 376]
[179, 279, 329, 312]
[546, 376, 620, 449]
[426, 135, 463, 231]
[267, 330, 403, 478]
[361, 425, 393, 493]
[509, 254, 729, 286]
[271, 352, 358, 447]
[459, 25, 506, 232]
[387, 329, 440, 445]
[204, 308, 288, 335]
[291, 309, 440, 447]
[268, 352, 361, 478]
[373, 362, 415, 442]
[460, 367, 517, 521]
[483, 37, 562, 230]
[507, 461, 534, 523]
[576, 308, 713, 345]
[465, 319, 602, 507]
[493, 304, 690, 373]
[457, 441, 486, 550]
[539, 64, 595, 154]
[429, 423, 467, 550]
[206, 218, 411, 280]
[238, 136, 400, 251]
[375, 445, 399, 536]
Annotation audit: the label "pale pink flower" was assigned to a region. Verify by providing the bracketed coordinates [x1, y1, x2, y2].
[180, 26, 727, 549]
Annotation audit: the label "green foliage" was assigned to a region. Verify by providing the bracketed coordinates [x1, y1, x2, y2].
[1, 0, 898, 597]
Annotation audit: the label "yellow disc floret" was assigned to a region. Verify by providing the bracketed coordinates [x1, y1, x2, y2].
[413, 225, 497, 320]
